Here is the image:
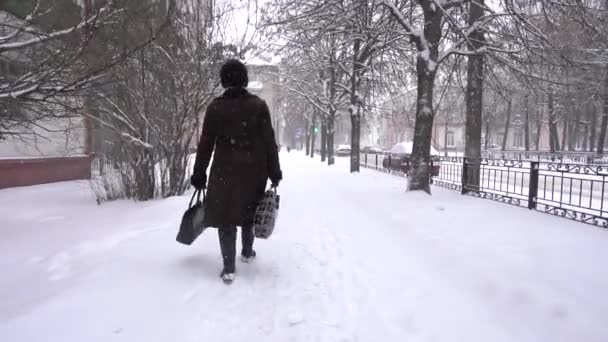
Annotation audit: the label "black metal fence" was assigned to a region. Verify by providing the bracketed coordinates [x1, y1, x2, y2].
[360, 152, 608, 228]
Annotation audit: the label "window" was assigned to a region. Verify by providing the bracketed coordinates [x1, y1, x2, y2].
[497, 134, 504, 146]
[531, 132, 538, 147]
[446, 131, 455, 147]
[514, 131, 523, 148]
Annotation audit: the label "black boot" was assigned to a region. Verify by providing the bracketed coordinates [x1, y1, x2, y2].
[241, 223, 256, 263]
[218, 227, 237, 284]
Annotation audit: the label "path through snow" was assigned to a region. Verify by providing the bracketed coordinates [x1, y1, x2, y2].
[1, 152, 608, 341]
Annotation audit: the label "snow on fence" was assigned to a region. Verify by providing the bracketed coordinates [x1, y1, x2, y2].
[481, 150, 608, 165]
[360, 152, 608, 228]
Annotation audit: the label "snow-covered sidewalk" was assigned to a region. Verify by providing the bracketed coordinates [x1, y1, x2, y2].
[1, 152, 607, 342]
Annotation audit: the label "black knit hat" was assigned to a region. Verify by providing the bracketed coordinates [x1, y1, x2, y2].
[220, 59, 249, 88]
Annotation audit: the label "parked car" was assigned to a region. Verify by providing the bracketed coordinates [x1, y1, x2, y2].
[361, 146, 384, 154]
[335, 144, 351, 157]
[382, 142, 441, 176]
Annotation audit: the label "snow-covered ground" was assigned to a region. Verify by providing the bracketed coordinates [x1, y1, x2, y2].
[1, 152, 608, 342]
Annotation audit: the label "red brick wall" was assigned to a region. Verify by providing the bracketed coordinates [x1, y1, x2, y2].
[0, 156, 92, 189]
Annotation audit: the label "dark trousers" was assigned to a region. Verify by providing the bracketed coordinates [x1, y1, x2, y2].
[218, 224, 254, 273]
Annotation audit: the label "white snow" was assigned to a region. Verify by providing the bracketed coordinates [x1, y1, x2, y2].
[421, 105, 433, 116]
[247, 81, 263, 90]
[1, 153, 608, 342]
[389, 141, 440, 155]
[1, 84, 39, 99]
[119, 133, 153, 150]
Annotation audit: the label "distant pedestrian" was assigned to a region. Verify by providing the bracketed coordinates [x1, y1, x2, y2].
[190, 59, 282, 284]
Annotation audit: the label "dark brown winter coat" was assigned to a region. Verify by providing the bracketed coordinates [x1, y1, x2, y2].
[192, 87, 282, 228]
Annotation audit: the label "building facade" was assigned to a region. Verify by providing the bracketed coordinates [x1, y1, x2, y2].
[248, 63, 283, 145]
[0, 8, 92, 189]
[376, 88, 571, 154]
[1, 0, 219, 189]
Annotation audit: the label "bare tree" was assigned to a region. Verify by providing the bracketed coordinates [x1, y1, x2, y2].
[264, 0, 405, 171]
[0, 1, 174, 140]
[382, 0, 511, 192]
[88, 0, 229, 202]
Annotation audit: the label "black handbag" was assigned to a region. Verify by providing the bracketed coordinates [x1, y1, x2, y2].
[253, 188, 280, 239]
[176, 190, 206, 245]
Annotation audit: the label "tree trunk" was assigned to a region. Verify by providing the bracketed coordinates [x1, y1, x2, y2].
[485, 120, 490, 150]
[327, 47, 337, 166]
[549, 88, 560, 152]
[551, 123, 561, 152]
[327, 115, 335, 165]
[535, 104, 542, 151]
[583, 123, 589, 151]
[409, 66, 437, 193]
[583, 102, 590, 151]
[572, 120, 579, 151]
[591, 104, 597, 152]
[305, 121, 310, 156]
[349, 38, 362, 173]
[407, 2, 442, 193]
[310, 112, 317, 158]
[524, 94, 530, 151]
[562, 117, 568, 151]
[501, 98, 512, 151]
[444, 117, 449, 156]
[464, 0, 484, 192]
[598, 66, 608, 155]
[350, 108, 361, 171]
[321, 117, 327, 162]
[570, 100, 580, 151]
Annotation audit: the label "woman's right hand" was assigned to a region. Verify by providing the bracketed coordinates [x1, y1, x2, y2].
[270, 170, 282, 188]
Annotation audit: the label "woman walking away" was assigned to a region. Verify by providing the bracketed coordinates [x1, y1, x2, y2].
[190, 59, 282, 285]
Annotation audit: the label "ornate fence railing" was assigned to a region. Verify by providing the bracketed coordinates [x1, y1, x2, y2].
[360, 152, 608, 228]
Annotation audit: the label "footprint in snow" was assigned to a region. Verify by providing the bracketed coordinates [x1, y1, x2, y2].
[182, 289, 199, 302]
[288, 312, 304, 326]
[47, 252, 71, 281]
[26, 256, 44, 265]
[37, 215, 65, 223]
